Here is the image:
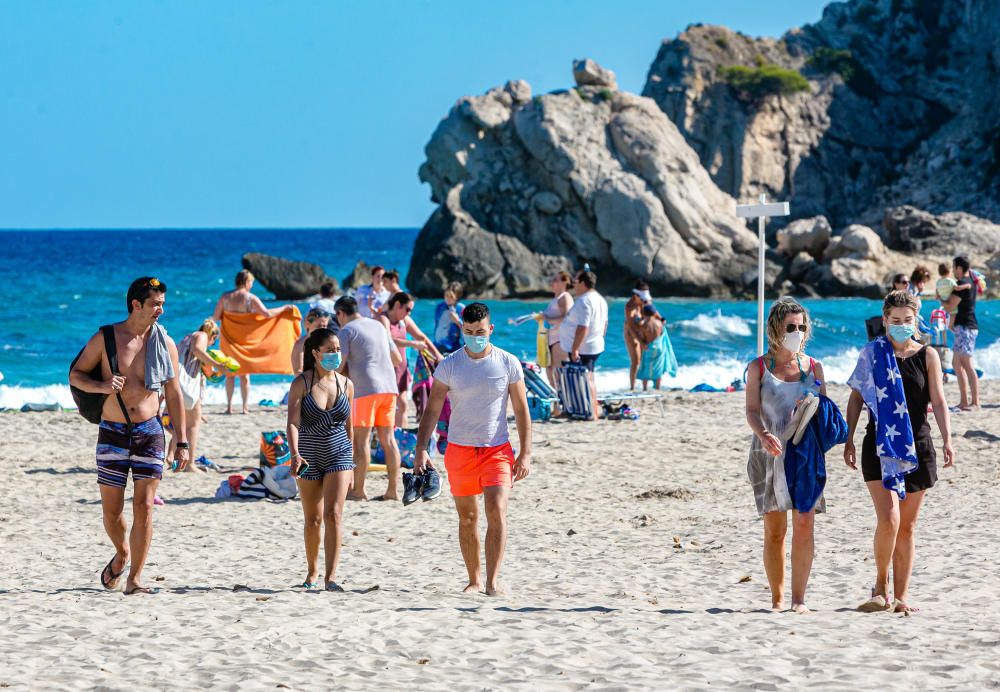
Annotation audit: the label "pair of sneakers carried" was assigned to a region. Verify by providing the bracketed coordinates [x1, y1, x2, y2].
[402, 468, 442, 506]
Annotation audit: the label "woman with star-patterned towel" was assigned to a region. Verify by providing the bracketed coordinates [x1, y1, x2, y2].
[844, 290, 955, 615]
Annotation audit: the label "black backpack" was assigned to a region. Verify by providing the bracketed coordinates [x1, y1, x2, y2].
[69, 325, 131, 425]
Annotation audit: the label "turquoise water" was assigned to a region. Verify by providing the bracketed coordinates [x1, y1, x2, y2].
[1, 228, 997, 407]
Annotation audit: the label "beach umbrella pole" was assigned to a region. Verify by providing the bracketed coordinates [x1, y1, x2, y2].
[736, 194, 790, 355]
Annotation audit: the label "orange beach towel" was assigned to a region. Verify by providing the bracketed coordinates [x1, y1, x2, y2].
[219, 307, 302, 375]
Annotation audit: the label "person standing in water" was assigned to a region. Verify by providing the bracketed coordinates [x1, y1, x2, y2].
[744, 297, 828, 614]
[845, 291, 954, 613]
[414, 302, 532, 596]
[286, 328, 355, 592]
[624, 279, 651, 391]
[212, 269, 292, 414]
[70, 277, 189, 595]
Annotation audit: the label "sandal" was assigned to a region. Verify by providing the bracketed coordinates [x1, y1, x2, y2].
[893, 599, 920, 614]
[325, 582, 345, 592]
[100, 555, 127, 590]
[857, 588, 893, 613]
[298, 581, 319, 589]
[124, 585, 158, 595]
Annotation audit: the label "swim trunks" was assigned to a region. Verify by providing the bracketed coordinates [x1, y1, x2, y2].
[96, 417, 166, 488]
[352, 393, 396, 428]
[577, 353, 600, 372]
[444, 442, 515, 497]
[953, 326, 978, 356]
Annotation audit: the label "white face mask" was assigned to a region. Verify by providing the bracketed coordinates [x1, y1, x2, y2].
[783, 330, 804, 353]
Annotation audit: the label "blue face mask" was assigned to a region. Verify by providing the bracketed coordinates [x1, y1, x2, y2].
[320, 352, 342, 370]
[463, 334, 490, 353]
[888, 324, 916, 343]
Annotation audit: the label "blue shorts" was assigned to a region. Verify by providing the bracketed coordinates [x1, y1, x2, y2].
[953, 326, 978, 356]
[96, 417, 166, 488]
[577, 353, 600, 372]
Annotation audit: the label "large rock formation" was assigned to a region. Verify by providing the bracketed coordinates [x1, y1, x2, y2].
[642, 0, 1000, 227]
[241, 253, 337, 300]
[408, 63, 759, 299]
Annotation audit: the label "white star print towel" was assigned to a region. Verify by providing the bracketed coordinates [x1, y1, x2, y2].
[847, 337, 918, 498]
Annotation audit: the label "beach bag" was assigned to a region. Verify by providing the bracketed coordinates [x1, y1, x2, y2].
[259, 431, 291, 467]
[261, 464, 298, 499]
[971, 269, 987, 295]
[528, 396, 552, 421]
[69, 325, 114, 424]
[372, 428, 417, 469]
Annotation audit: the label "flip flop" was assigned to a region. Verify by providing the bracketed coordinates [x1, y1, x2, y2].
[782, 395, 820, 445]
[325, 582, 345, 592]
[298, 581, 319, 589]
[857, 593, 892, 613]
[124, 586, 158, 595]
[893, 599, 920, 614]
[100, 556, 126, 590]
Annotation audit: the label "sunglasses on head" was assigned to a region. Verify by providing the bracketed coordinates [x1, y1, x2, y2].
[785, 324, 807, 333]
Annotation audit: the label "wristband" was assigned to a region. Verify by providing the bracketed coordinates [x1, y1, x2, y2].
[176, 442, 190, 450]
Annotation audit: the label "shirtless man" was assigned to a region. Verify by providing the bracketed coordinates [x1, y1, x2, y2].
[415, 302, 532, 595]
[70, 277, 190, 594]
[212, 269, 291, 414]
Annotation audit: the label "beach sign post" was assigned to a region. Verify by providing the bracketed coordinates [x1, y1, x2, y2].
[736, 194, 790, 355]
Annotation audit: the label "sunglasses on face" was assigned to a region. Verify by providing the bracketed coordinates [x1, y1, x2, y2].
[897, 279, 910, 285]
[785, 324, 807, 333]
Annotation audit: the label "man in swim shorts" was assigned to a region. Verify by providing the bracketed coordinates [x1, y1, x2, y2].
[334, 295, 404, 500]
[70, 277, 190, 594]
[415, 302, 532, 596]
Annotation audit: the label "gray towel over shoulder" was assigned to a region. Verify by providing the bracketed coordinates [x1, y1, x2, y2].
[145, 323, 175, 392]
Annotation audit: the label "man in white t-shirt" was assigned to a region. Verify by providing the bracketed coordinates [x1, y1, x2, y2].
[558, 270, 608, 421]
[415, 302, 532, 596]
[354, 266, 391, 319]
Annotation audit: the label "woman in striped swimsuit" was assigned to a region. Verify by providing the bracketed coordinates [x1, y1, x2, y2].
[286, 327, 355, 592]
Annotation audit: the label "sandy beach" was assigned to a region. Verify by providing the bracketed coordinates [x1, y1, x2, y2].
[1, 381, 998, 690]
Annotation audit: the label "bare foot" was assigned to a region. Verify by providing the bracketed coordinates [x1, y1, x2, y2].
[124, 581, 157, 595]
[377, 493, 400, 502]
[771, 601, 785, 611]
[485, 583, 505, 597]
[182, 464, 205, 473]
[241, 408, 249, 415]
[791, 603, 811, 614]
[224, 408, 233, 415]
[462, 583, 485, 594]
[346, 493, 369, 502]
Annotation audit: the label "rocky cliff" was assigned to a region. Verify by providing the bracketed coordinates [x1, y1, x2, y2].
[407, 62, 759, 299]
[642, 0, 1000, 228]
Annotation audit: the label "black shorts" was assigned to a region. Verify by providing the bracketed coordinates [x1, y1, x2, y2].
[861, 428, 937, 493]
[577, 353, 600, 372]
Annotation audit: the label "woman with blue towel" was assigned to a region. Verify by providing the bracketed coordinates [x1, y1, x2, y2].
[745, 298, 828, 614]
[845, 290, 954, 614]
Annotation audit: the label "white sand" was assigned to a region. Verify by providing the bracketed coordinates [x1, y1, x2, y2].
[1, 381, 998, 689]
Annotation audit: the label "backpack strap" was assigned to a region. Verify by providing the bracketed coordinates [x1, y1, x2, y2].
[101, 325, 134, 434]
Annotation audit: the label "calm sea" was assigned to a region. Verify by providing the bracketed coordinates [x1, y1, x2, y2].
[1, 228, 997, 407]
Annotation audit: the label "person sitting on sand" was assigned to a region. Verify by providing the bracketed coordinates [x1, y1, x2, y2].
[334, 295, 404, 501]
[171, 319, 227, 469]
[292, 308, 332, 375]
[624, 279, 652, 391]
[745, 297, 828, 614]
[287, 327, 355, 592]
[212, 269, 293, 414]
[69, 277, 189, 595]
[414, 302, 532, 596]
[433, 281, 466, 355]
[845, 290, 954, 614]
[378, 291, 443, 428]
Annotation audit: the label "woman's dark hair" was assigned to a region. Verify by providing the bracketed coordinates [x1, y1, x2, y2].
[384, 269, 400, 283]
[634, 278, 649, 291]
[462, 302, 490, 324]
[126, 276, 167, 313]
[388, 291, 412, 309]
[235, 269, 253, 288]
[891, 273, 908, 287]
[303, 328, 337, 372]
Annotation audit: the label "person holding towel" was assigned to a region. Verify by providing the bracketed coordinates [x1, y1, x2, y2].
[845, 290, 954, 614]
[744, 297, 828, 614]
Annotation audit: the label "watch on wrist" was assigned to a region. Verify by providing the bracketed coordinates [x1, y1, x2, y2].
[176, 442, 190, 450]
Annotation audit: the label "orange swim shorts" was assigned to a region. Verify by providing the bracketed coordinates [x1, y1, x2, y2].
[443, 442, 515, 497]
[352, 393, 396, 428]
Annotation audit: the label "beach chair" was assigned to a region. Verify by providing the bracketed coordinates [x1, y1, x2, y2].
[555, 362, 595, 420]
[521, 361, 559, 421]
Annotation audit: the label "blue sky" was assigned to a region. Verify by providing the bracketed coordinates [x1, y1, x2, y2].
[0, 1, 831, 229]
